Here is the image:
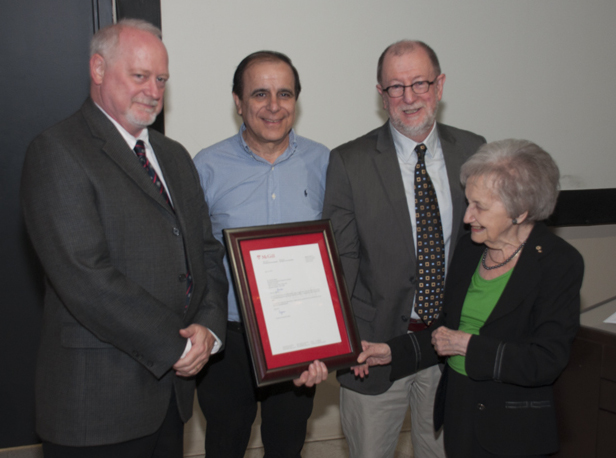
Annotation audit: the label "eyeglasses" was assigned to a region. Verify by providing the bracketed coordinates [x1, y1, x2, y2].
[382, 76, 439, 98]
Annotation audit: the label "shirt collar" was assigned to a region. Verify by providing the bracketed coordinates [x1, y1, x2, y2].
[237, 123, 297, 163]
[389, 121, 439, 161]
[95, 102, 150, 148]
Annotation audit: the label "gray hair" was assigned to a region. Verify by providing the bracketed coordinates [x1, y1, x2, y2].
[377, 40, 441, 85]
[460, 139, 560, 222]
[90, 19, 162, 60]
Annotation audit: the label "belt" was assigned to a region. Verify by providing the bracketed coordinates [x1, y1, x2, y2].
[408, 318, 428, 333]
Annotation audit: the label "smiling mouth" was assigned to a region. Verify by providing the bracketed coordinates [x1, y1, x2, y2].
[133, 99, 158, 111]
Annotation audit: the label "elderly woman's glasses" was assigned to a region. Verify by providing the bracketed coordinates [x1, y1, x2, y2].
[382, 76, 439, 97]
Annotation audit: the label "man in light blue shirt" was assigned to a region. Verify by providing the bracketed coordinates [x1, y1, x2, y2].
[193, 51, 329, 458]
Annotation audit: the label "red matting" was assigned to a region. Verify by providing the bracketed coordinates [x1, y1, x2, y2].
[240, 233, 351, 369]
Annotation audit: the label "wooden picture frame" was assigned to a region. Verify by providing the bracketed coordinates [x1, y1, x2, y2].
[224, 220, 360, 386]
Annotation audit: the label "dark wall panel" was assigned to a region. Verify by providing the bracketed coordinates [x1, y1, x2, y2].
[0, 0, 160, 448]
[116, 0, 162, 27]
[547, 189, 616, 227]
[0, 0, 112, 448]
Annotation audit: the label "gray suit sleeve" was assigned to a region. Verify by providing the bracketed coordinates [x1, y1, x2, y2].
[192, 191, 229, 348]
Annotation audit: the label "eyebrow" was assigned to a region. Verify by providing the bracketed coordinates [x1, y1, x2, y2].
[249, 87, 294, 96]
[128, 67, 169, 79]
[249, 88, 265, 96]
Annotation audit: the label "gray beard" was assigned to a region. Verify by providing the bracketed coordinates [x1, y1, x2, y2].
[391, 99, 439, 140]
[126, 110, 158, 129]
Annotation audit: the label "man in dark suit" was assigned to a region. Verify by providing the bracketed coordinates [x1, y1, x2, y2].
[20, 19, 228, 458]
[322, 40, 485, 458]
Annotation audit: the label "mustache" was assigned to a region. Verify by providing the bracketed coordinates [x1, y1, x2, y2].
[400, 103, 423, 110]
[132, 97, 159, 108]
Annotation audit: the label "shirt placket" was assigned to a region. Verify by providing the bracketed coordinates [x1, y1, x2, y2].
[267, 163, 281, 224]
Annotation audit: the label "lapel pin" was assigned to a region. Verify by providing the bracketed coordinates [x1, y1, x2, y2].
[536, 245, 542, 253]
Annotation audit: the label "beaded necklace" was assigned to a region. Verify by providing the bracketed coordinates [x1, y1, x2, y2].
[481, 243, 525, 271]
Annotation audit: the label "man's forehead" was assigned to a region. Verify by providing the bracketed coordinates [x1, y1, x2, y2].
[383, 49, 433, 77]
[115, 27, 167, 57]
[244, 60, 293, 82]
[385, 48, 428, 66]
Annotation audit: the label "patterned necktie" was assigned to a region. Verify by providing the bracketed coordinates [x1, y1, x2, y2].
[134, 140, 172, 209]
[134, 141, 192, 307]
[414, 143, 445, 325]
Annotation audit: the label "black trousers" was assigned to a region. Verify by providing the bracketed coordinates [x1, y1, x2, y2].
[197, 323, 315, 458]
[43, 391, 183, 458]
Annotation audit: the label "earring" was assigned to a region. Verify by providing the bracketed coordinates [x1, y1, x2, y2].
[512, 218, 518, 225]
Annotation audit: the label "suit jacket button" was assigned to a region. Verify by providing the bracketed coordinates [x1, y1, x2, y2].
[178, 273, 187, 282]
[401, 315, 408, 322]
[477, 403, 485, 411]
[173, 227, 180, 236]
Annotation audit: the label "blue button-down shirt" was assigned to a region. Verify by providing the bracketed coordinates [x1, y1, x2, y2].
[194, 125, 330, 321]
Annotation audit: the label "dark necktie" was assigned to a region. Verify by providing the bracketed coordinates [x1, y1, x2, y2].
[133, 140, 192, 307]
[134, 140, 172, 209]
[414, 143, 445, 325]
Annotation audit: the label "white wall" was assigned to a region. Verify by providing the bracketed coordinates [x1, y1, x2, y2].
[161, 0, 616, 190]
[158, 3, 616, 452]
[159, 0, 616, 308]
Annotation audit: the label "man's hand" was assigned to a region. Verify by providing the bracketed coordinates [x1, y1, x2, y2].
[353, 341, 392, 378]
[293, 360, 328, 387]
[431, 326, 471, 357]
[173, 324, 215, 377]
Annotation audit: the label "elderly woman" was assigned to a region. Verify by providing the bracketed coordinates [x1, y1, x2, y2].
[357, 139, 584, 458]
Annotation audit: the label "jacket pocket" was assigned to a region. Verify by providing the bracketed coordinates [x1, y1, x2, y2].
[505, 401, 529, 409]
[504, 400, 552, 409]
[475, 388, 558, 455]
[61, 323, 114, 349]
[351, 295, 376, 322]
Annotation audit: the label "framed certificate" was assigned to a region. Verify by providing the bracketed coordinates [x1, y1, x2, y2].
[224, 220, 361, 387]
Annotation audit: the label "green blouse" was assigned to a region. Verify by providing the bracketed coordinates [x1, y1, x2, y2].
[448, 261, 513, 376]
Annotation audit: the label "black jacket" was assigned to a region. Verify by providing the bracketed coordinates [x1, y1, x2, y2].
[388, 222, 584, 455]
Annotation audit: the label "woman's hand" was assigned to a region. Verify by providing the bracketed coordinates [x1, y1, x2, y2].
[353, 341, 392, 378]
[431, 327, 471, 357]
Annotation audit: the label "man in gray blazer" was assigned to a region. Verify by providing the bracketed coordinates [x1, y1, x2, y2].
[20, 19, 228, 457]
[322, 40, 485, 458]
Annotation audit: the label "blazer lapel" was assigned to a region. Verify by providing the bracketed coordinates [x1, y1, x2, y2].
[150, 135, 187, 224]
[446, 242, 483, 327]
[438, 124, 468, 268]
[483, 225, 545, 325]
[373, 123, 416, 261]
[150, 136, 196, 289]
[82, 99, 175, 216]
